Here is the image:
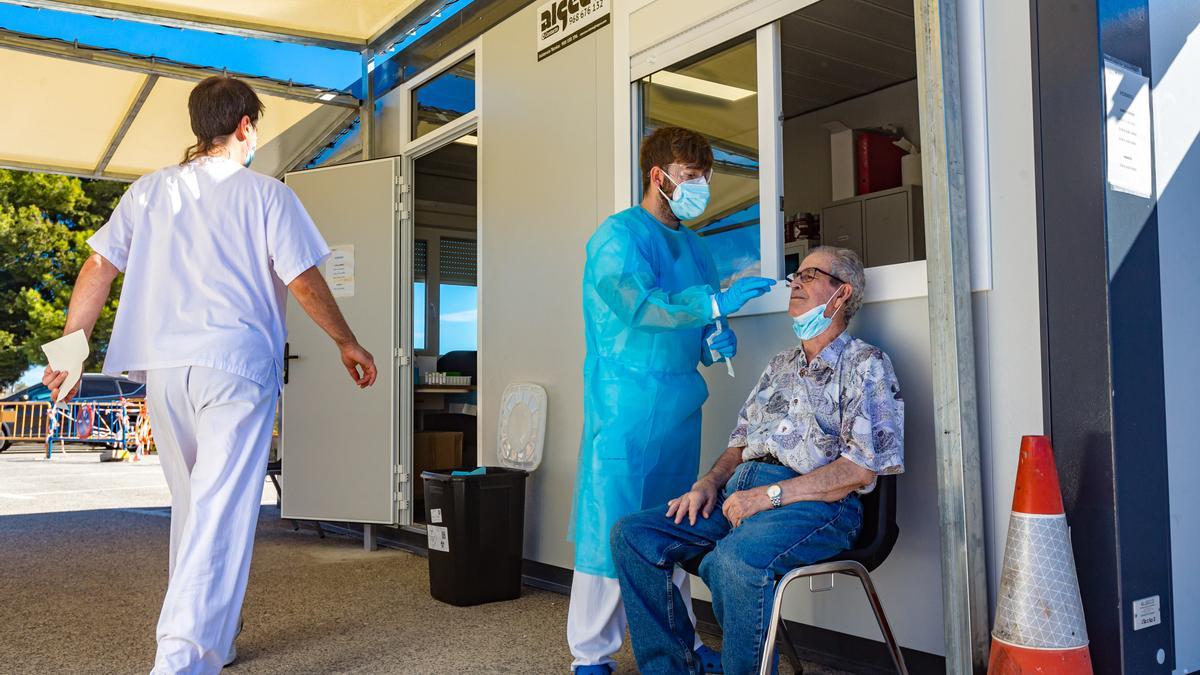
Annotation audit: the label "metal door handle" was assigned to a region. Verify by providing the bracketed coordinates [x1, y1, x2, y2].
[284, 343, 300, 385]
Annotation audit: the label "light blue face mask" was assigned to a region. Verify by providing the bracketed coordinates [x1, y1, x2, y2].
[243, 125, 257, 167]
[658, 169, 711, 221]
[792, 286, 846, 341]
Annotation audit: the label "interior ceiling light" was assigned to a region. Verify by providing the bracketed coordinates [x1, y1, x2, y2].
[649, 71, 754, 101]
[454, 135, 478, 146]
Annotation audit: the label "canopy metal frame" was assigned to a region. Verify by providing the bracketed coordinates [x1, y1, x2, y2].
[0, 0, 458, 53]
[0, 28, 359, 107]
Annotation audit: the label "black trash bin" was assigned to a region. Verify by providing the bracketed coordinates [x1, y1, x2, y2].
[421, 466, 528, 606]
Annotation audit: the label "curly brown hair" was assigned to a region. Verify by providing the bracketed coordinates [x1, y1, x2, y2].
[639, 127, 714, 192]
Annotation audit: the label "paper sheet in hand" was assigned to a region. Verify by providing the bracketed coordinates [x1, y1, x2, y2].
[40, 330, 89, 403]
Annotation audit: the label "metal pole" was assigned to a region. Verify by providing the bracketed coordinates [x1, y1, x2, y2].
[95, 74, 158, 176]
[912, 0, 990, 672]
[0, 0, 363, 50]
[361, 50, 376, 161]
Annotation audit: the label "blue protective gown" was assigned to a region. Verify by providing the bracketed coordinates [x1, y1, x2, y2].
[571, 205, 721, 578]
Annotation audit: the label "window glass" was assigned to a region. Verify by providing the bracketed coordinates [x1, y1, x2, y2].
[640, 37, 759, 289]
[414, 238, 428, 351]
[414, 282, 427, 351]
[411, 56, 476, 141]
[779, 1, 922, 270]
[438, 284, 477, 355]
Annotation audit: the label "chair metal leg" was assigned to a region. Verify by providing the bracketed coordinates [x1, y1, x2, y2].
[759, 561, 909, 675]
[844, 564, 909, 675]
[760, 571, 800, 675]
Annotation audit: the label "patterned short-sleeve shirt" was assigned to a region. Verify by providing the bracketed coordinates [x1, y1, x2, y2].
[729, 331, 905, 492]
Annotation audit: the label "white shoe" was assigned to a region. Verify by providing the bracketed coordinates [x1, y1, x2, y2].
[224, 617, 244, 668]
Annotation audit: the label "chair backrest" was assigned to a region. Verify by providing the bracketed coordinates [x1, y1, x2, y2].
[437, 350, 477, 378]
[840, 474, 900, 572]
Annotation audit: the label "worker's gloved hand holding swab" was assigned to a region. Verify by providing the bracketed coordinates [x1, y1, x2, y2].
[705, 319, 737, 377]
[714, 276, 776, 316]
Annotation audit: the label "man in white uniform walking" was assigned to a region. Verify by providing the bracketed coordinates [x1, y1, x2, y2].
[43, 76, 376, 674]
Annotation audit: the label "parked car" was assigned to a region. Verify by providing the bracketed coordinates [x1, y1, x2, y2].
[0, 374, 145, 452]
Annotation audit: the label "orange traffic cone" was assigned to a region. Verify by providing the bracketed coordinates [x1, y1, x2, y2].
[988, 435, 1092, 674]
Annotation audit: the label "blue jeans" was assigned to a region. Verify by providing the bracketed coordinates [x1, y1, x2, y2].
[611, 462, 862, 675]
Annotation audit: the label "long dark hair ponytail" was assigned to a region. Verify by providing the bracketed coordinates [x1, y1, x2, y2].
[181, 76, 265, 164]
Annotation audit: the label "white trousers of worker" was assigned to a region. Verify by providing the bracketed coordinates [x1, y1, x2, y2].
[568, 569, 704, 668]
[146, 366, 277, 675]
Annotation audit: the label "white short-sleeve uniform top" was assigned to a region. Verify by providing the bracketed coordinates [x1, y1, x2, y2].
[87, 156, 330, 390]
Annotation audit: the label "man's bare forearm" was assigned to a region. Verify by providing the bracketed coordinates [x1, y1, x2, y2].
[288, 266, 357, 346]
[698, 446, 745, 488]
[64, 254, 120, 339]
[778, 456, 876, 504]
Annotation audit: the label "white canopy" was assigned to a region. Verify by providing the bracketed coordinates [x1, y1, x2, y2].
[0, 0, 442, 180]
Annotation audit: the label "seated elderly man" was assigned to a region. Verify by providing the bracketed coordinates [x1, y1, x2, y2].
[611, 246, 904, 675]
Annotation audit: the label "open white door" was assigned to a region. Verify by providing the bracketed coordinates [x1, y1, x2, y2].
[281, 158, 408, 526]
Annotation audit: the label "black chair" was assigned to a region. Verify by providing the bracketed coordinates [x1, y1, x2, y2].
[680, 474, 906, 675]
[436, 350, 477, 379]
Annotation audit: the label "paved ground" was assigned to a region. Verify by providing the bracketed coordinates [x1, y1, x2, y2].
[0, 444, 277, 516]
[0, 445, 844, 674]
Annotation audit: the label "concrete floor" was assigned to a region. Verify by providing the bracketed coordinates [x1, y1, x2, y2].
[0, 447, 846, 674]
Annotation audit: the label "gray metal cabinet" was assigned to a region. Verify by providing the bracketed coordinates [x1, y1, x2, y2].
[822, 201, 864, 259]
[821, 185, 924, 267]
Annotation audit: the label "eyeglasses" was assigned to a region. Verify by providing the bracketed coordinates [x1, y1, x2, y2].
[787, 267, 846, 286]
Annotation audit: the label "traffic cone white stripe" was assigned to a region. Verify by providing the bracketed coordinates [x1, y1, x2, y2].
[993, 513, 1088, 649]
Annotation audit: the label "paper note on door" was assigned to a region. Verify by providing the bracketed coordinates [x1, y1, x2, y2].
[430, 508, 443, 524]
[1103, 57, 1153, 199]
[326, 245, 355, 297]
[427, 524, 449, 552]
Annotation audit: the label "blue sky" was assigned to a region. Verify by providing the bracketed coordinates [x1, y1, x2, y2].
[414, 283, 477, 355]
[0, 1, 471, 94]
[0, 3, 359, 89]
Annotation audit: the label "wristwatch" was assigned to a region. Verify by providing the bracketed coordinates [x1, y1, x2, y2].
[767, 484, 783, 509]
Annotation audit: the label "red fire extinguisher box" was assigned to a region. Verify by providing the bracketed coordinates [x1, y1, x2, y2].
[855, 130, 906, 195]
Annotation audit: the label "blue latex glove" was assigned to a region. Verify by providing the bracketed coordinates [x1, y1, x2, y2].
[704, 320, 737, 360]
[715, 276, 776, 316]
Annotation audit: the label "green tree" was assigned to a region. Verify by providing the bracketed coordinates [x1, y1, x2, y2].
[0, 169, 126, 388]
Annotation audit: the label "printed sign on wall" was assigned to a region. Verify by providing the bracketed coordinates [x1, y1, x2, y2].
[537, 0, 610, 61]
[325, 245, 356, 298]
[1103, 56, 1153, 199]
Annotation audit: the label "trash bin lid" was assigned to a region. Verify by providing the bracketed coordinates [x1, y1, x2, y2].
[497, 383, 547, 472]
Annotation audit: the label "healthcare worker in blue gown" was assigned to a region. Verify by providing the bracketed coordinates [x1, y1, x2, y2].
[567, 127, 776, 674]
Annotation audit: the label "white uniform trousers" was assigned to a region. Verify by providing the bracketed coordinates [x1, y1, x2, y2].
[568, 568, 704, 669]
[146, 366, 277, 675]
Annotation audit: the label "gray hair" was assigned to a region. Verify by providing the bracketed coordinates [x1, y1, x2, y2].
[810, 246, 866, 321]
